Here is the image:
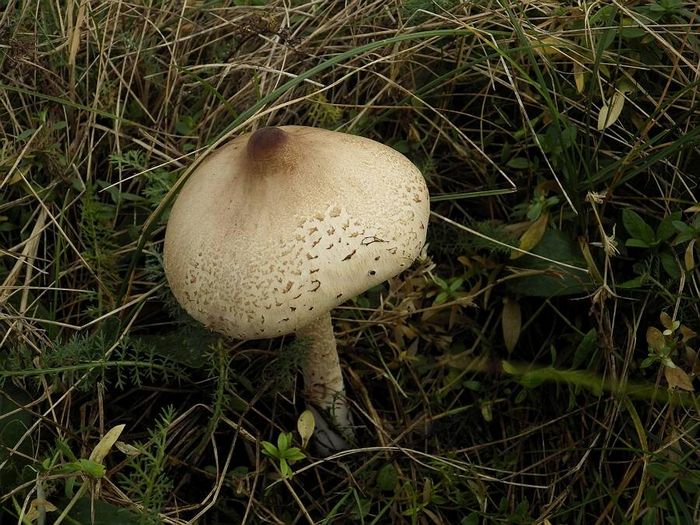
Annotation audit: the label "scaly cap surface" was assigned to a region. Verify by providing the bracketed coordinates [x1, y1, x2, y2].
[164, 126, 429, 339]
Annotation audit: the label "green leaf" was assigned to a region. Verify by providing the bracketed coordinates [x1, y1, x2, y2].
[461, 513, 481, 525]
[480, 401, 493, 422]
[0, 384, 34, 487]
[283, 448, 306, 462]
[279, 458, 292, 477]
[660, 251, 680, 279]
[261, 441, 278, 458]
[648, 461, 677, 481]
[17, 128, 37, 141]
[136, 325, 220, 369]
[519, 371, 546, 389]
[622, 209, 656, 245]
[506, 157, 530, 169]
[641, 357, 656, 368]
[507, 229, 588, 297]
[376, 464, 398, 492]
[60, 459, 106, 478]
[433, 276, 448, 289]
[672, 220, 692, 233]
[65, 498, 141, 525]
[676, 231, 697, 244]
[501, 360, 518, 375]
[625, 238, 652, 248]
[462, 380, 481, 391]
[77, 458, 106, 477]
[657, 213, 680, 242]
[526, 200, 543, 221]
[620, 21, 647, 40]
[573, 329, 598, 368]
[434, 292, 449, 305]
[618, 276, 647, 289]
[449, 278, 464, 291]
[277, 432, 290, 451]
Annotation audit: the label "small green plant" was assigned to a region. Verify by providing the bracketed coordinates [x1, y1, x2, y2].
[24, 425, 126, 523]
[672, 206, 700, 271]
[643, 312, 695, 391]
[431, 275, 465, 305]
[622, 208, 678, 249]
[118, 407, 175, 525]
[520, 189, 560, 221]
[621, 208, 683, 282]
[261, 432, 306, 478]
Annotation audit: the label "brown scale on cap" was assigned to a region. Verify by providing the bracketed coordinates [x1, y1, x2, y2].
[246, 126, 292, 168]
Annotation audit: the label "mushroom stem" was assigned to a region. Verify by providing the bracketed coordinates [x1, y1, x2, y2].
[296, 312, 353, 450]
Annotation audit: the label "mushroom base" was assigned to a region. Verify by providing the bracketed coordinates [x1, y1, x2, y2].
[296, 312, 353, 450]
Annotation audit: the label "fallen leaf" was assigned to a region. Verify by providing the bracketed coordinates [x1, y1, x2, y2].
[297, 410, 315, 449]
[664, 366, 694, 391]
[659, 311, 674, 331]
[25, 499, 57, 522]
[597, 91, 625, 130]
[574, 62, 585, 93]
[537, 36, 564, 57]
[511, 212, 548, 259]
[115, 441, 140, 457]
[685, 239, 696, 271]
[646, 326, 665, 352]
[579, 238, 603, 283]
[680, 325, 697, 343]
[502, 297, 522, 353]
[89, 424, 126, 464]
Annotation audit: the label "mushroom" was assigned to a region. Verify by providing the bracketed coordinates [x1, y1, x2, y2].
[163, 125, 429, 450]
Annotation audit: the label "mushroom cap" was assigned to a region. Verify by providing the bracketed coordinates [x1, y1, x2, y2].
[164, 125, 429, 339]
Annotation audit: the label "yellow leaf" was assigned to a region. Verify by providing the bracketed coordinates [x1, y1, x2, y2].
[689, 346, 700, 376]
[501, 360, 518, 375]
[297, 410, 315, 449]
[664, 366, 694, 392]
[422, 478, 433, 505]
[679, 325, 697, 343]
[685, 239, 696, 272]
[25, 499, 57, 522]
[511, 212, 548, 259]
[537, 36, 564, 57]
[579, 238, 603, 283]
[89, 424, 126, 464]
[115, 441, 141, 457]
[408, 124, 420, 144]
[480, 401, 493, 422]
[9, 165, 29, 185]
[646, 326, 665, 352]
[660, 312, 674, 331]
[597, 91, 625, 130]
[502, 297, 522, 353]
[617, 78, 636, 95]
[573, 62, 585, 93]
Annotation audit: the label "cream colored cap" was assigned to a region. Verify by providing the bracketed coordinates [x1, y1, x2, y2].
[164, 126, 429, 339]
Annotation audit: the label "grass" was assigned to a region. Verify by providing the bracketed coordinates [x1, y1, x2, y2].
[1, 0, 700, 523]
